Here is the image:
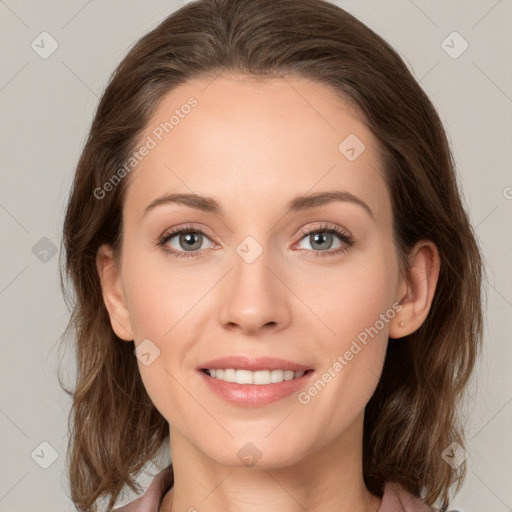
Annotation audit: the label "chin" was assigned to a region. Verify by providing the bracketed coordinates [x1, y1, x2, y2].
[200, 437, 311, 471]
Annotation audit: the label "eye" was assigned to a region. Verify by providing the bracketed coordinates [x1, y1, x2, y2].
[157, 223, 354, 260]
[294, 223, 354, 257]
[157, 225, 216, 259]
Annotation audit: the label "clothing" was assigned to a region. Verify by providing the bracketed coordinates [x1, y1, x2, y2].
[111, 464, 433, 512]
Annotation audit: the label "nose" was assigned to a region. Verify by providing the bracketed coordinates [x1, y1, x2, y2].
[217, 244, 292, 336]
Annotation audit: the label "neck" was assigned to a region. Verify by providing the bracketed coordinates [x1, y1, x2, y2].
[160, 413, 381, 512]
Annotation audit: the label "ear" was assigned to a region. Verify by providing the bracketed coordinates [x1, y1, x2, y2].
[96, 244, 134, 341]
[389, 240, 440, 339]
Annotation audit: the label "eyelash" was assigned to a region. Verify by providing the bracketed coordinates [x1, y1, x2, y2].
[157, 223, 355, 260]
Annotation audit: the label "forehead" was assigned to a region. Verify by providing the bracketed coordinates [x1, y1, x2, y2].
[124, 73, 391, 225]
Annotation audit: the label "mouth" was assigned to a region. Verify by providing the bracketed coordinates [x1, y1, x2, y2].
[196, 356, 315, 406]
[200, 368, 314, 385]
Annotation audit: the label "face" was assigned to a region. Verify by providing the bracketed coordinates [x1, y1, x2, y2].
[100, 73, 411, 469]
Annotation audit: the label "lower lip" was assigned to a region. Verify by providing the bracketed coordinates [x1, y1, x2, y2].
[198, 370, 314, 407]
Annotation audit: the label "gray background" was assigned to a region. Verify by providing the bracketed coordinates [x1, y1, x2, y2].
[1, 0, 511, 510]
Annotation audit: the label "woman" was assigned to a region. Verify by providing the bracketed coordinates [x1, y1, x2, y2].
[59, 0, 484, 511]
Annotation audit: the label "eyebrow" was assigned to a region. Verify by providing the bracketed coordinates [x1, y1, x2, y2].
[142, 190, 374, 220]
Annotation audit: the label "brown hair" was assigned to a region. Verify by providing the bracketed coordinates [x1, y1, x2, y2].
[59, 0, 485, 510]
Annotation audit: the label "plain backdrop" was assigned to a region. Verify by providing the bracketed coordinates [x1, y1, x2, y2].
[1, 1, 511, 511]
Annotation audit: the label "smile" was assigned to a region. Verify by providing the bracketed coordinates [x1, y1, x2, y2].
[202, 368, 311, 385]
[197, 356, 315, 406]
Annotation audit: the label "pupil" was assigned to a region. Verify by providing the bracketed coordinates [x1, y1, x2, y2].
[181, 232, 201, 250]
[312, 232, 332, 250]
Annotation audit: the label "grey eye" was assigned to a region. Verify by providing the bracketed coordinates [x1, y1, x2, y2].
[165, 231, 212, 252]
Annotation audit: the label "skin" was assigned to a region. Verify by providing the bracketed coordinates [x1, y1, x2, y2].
[97, 73, 440, 512]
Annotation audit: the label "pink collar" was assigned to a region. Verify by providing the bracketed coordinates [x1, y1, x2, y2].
[378, 482, 434, 512]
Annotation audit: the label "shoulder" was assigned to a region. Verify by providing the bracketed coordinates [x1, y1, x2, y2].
[110, 464, 174, 512]
[379, 482, 439, 512]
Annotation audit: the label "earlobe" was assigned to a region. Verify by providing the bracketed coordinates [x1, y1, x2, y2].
[389, 240, 440, 339]
[96, 244, 134, 341]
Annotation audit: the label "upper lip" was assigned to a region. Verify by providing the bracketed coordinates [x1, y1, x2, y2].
[199, 356, 313, 372]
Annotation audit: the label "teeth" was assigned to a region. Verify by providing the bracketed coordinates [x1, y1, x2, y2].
[224, 369, 236, 382]
[206, 368, 306, 385]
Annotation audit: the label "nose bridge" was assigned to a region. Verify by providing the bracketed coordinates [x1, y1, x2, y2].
[217, 234, 290, 333]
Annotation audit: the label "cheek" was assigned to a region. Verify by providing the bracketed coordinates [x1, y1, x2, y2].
[122, 248, 204, 340]
[299, 286, 392, 442]
[298, 243, 397, 412]
[295, 246, 398, 345]
[120, 250, 218, 415]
